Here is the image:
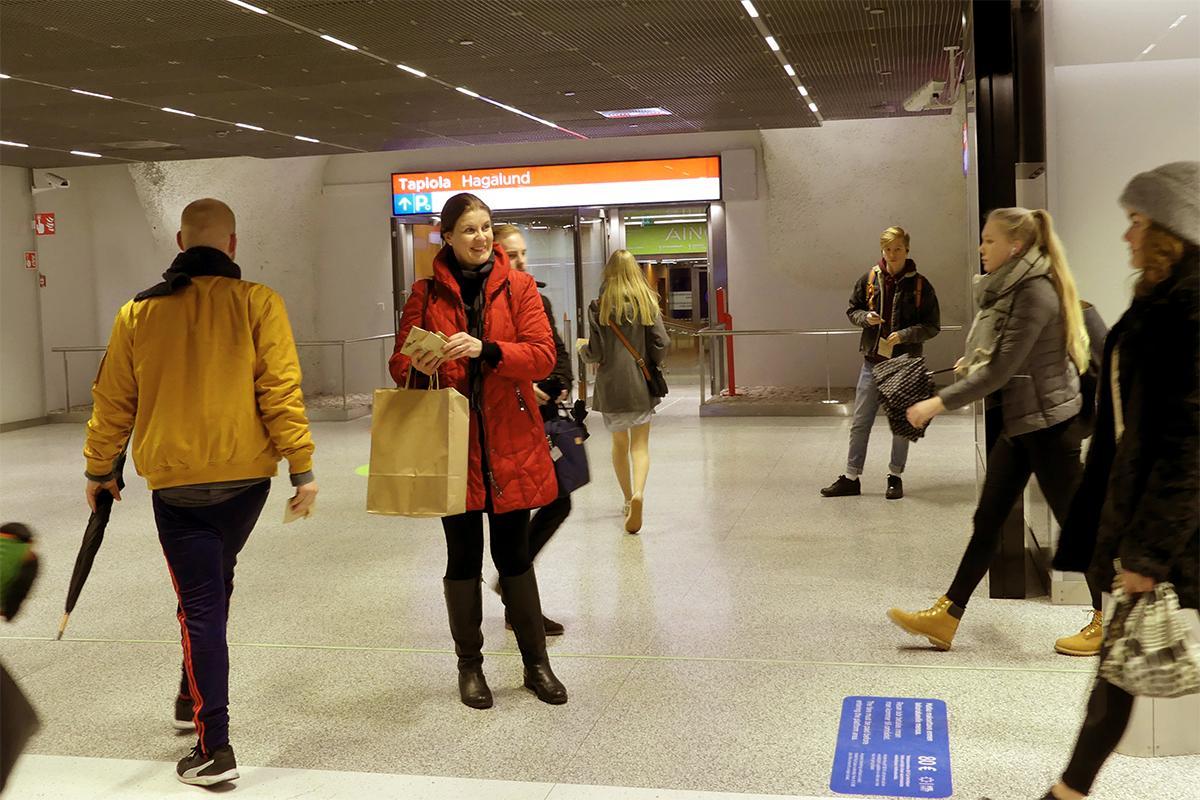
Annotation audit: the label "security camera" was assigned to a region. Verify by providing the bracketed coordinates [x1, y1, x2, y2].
[903, 80, 947, 113]
[32, 170, 70, 194]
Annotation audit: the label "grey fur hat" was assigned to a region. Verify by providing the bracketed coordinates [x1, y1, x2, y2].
[1119, 161, 1200, 246]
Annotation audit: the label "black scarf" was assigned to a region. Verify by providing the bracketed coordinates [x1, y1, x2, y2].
[135, 246, 241, 301]
[445, 248, 496, 340]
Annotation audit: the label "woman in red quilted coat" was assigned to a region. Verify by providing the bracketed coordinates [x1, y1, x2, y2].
[389, 193, 566, 709]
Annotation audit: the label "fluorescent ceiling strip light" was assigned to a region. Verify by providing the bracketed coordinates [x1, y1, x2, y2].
[765, 36, 780, 51]
[0, 73, 11, 79]
[320, 34, 358, 51]
[294, 135, 320, 143]
[162, 107, 196, 117]
[784, 64, 796, 77]
[741, 0, 759, 18]
[798, 85, 809, 96]
[1142, 44, 1156, 55]
[1170, 15, 1187, 29]
[456, 87, 481, 98]
[396, 63, 426, 78]
[226, 0, 268, 14]
[0, 139, 29, 147]
[236, 122, 264, 131]
[71, 150, 102, 158]
[72, 89, 113, 99]
[808, 102, 819, 113]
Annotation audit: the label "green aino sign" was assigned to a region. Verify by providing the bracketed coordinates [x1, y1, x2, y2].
[626, 222, 708, 255]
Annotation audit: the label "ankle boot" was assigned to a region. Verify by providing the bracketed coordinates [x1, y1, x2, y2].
[1055, 609, 1104, 656]
[443, 578, 493, 709]
[886, 596, 963, 651]
[499, 567, 568, 705]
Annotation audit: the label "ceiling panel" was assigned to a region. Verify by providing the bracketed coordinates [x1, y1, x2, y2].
[1, 0, 968, 168]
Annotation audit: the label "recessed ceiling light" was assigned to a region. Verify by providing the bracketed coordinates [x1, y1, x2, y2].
[236, 122, 264, 131]
[294, 135, 320, 143]
[320, 34, 358, 50]
[162, 107, 196, 117]
[1170, 14, 1187, 28]
[784, 64, 796, 77]
[562, 90, 577, 96]
[72, 88, 113, 99]
[765, 36, 781, 51]
[597, 107, 671, 118]
[458, 39, 475, 46]
[808, 102, 819, 113]
[396, 63, 426, 78]
[226, 0, 268, 14]
[741, 0, 759, 18]
[0, 73, 10, 79]
[798, 85, 809, 96]
[456, 87, 481, 98]
[0, 139, 29, 147]
[1142, 44, 1156, 55]
[870, 8, 886, 14]
[71, 150, 103, 158]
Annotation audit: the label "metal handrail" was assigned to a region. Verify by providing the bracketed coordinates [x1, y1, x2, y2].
[51, 334, 398, 415]
[697, 324, 964, 406]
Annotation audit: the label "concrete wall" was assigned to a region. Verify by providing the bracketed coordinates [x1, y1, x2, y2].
[0, 166, 45, 425]
[1047, 58, 1200, 327]
[7, 120, 969, 413]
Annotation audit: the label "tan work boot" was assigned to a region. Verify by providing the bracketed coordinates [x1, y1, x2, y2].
[887, 596, 963, 651]
[1055, 609, 1104, 656]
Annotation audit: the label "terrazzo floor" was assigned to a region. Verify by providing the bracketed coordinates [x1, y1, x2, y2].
[1, 387, 1194, 799]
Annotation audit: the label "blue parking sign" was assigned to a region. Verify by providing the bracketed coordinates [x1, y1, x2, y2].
[412, 193, 434, 212]
[830, 697, 952, 798]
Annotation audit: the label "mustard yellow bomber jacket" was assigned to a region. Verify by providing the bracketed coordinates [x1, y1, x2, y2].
[84, 275, 314, 490]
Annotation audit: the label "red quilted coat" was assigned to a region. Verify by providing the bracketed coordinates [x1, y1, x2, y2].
[389, 244, 558, 514]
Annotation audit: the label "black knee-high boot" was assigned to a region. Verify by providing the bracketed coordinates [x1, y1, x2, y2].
[443, 578, 493, 709]
[499, 567, 567, 705]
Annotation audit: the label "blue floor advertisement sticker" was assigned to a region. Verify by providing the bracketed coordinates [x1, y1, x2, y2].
[830, 696, 952, 798]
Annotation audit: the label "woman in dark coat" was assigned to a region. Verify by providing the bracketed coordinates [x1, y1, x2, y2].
[1039, 161, 1199, 800]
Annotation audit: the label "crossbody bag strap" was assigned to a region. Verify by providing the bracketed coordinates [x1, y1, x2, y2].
[608, 320, 652, 381]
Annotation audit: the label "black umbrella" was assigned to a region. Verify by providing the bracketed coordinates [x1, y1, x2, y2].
[871, 356, 955, 442]
[56, 452, 126, 640]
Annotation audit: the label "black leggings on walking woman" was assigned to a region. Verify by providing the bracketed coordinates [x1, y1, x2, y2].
[1060, 678, 1134, 794]
[947, 418, 1083, 608]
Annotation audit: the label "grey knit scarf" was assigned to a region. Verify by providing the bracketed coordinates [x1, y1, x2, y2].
[959, 253, 1051, 377]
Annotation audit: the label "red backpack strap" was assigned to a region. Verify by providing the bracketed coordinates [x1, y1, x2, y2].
[915, 275, 924, 310]
[865, 265, 881, 311]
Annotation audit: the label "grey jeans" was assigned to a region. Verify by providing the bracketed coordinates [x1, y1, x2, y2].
[846, 361, 909, 477]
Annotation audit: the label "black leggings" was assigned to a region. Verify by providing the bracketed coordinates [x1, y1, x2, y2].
[442, 509, 532, 580]
[947, 419, 1083, 608]
[529, 495, 572, 562]
[1061, 678, 1135, 794]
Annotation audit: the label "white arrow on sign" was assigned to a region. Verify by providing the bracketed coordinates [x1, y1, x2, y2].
[396, 196, 414, 212]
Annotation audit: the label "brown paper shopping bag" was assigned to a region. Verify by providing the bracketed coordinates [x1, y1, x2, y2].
[367, 379, 469, 517]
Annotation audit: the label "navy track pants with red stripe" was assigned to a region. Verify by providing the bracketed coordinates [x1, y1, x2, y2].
[153, 481, 269, 753]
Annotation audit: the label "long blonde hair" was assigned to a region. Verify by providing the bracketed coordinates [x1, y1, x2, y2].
[988, 207, 1090, 374]
[598, 250, 660, 326]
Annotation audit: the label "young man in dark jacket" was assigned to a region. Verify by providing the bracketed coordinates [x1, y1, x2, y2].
[496, 225, 571, 635]
[822, 226, 940, 499]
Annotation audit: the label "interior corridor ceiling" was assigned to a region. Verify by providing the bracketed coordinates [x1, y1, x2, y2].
[0, 0, 967, 168]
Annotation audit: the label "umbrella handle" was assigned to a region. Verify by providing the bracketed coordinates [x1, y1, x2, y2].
[56, 612, 69, 641]
[926, 366, 957, 376]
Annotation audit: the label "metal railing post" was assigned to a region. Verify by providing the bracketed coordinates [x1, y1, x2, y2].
[698, 335, 707, 406]
[822, 332, 837, 404]
[340, 342, 348, 412]
[62, 351, 71, 414]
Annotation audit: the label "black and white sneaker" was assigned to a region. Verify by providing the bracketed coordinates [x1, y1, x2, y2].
[173, 696, 195, 731]
[176, 744, 238, 786]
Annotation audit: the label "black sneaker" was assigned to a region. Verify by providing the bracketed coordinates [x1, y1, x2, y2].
[173, 696, 195, 731]
[886, 474, 904, 500]
[176, 744, 238, 786]
[820, 476, 861, 497]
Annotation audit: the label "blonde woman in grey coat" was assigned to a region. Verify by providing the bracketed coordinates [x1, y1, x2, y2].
[580, 250, 669, 534]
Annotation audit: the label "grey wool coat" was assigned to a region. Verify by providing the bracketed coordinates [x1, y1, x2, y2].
[940, 255, 1082, 435]
[581, 300, 668, 414]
